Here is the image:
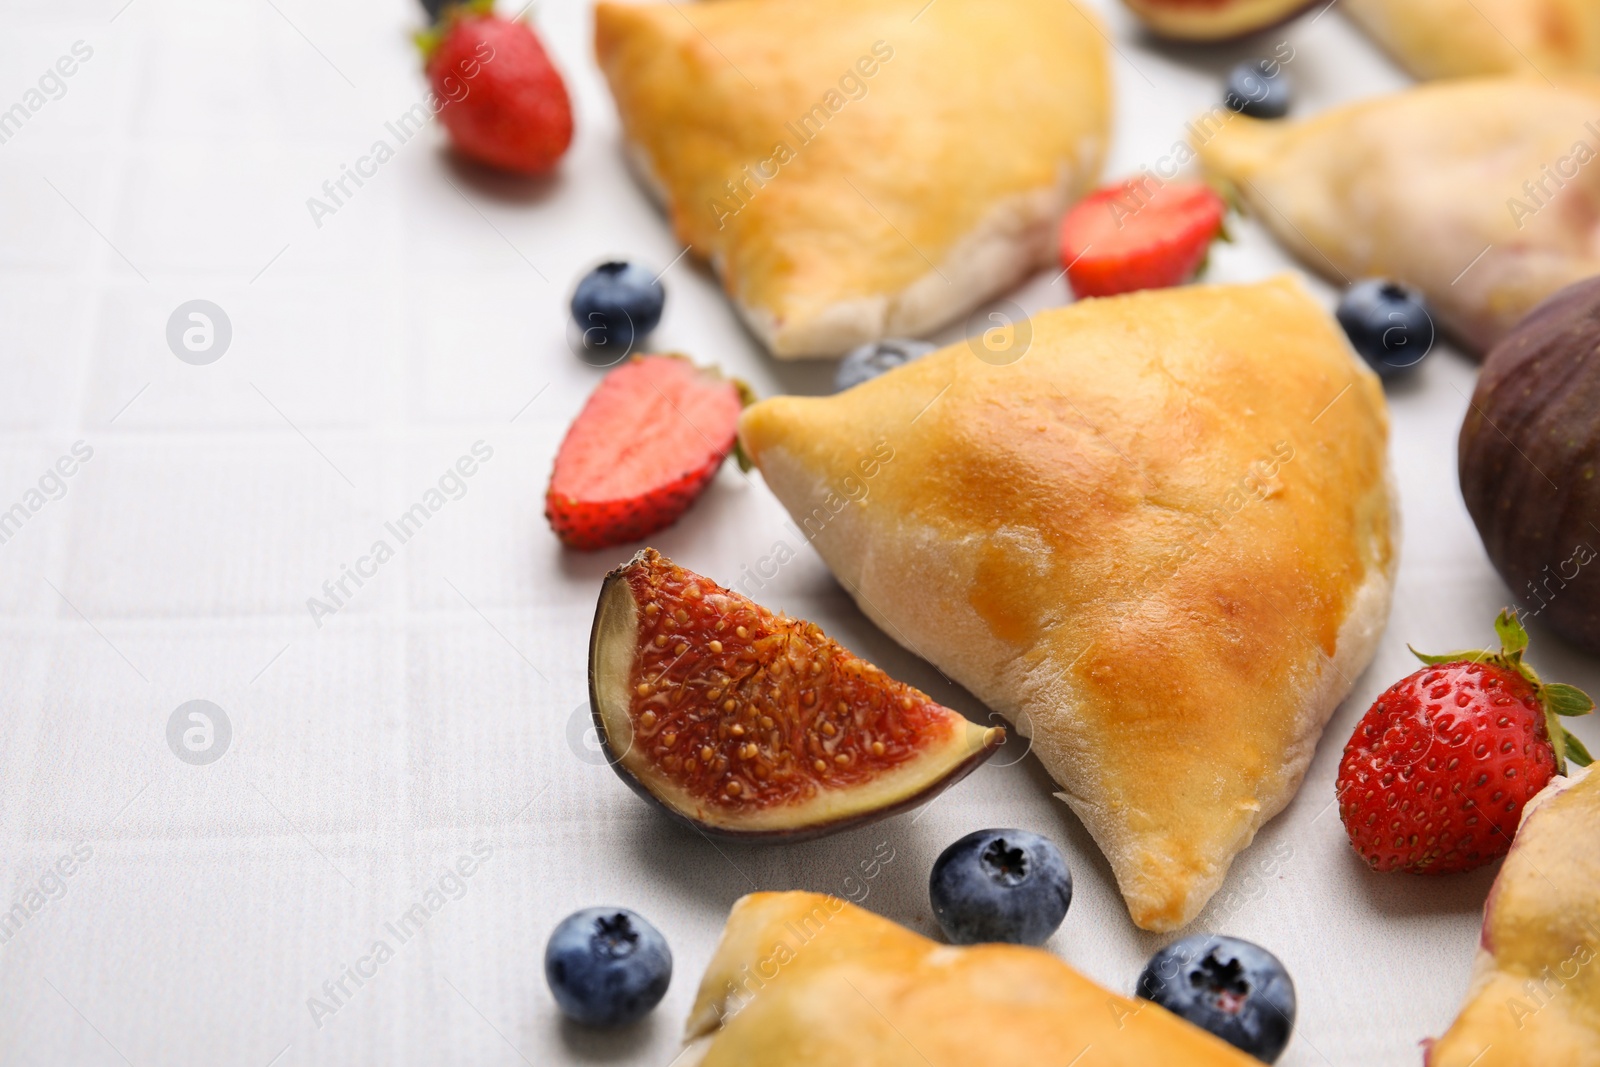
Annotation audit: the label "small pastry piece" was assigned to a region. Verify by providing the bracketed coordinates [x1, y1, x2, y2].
[594, 0, 1110, 358]
[1426, 767, 1600, 1066]
[679, 891, 1263, 1065]
[1120, 0, 1315, 41]
[1196, 78, 1600, 356]
[1343, 0, 1600, 79]
[738, 277, 1397, 931]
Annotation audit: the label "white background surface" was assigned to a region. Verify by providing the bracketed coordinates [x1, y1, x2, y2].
[2, 0, 1596, 1064]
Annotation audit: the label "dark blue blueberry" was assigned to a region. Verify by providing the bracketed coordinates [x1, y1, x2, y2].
[1336, 278, 1436, 377]
[834, 338, 935, 392]
[571, 262, 666, 358]
[1137, 934, 1296, 1063]
[1224, 60, 1291, 120]
[928, 828, 1072, 946]
[545, 908, 672, 1028]
[419, 0, 464, 20]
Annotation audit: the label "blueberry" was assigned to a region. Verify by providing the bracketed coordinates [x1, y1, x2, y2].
[1224, 60, 1291, 120]
[1136, 934, 1296, 1063]
[1335, 278, 1436, 377]
[545, 908, 672, 1028]
[834, 338, 935, 391]
[928, 828, 1072, 946]
[571, 262, 666, 358]
[418, 0, 463, 20]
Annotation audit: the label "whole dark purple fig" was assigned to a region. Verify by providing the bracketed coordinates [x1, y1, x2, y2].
[1459, 277, 1600, 654]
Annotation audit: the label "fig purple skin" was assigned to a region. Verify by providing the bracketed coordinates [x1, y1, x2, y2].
[1459, 276, 1600, 654]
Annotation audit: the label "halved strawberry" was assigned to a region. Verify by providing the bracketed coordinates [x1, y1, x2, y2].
[1059, 179, 1227, 299]
[546, 355, 750, 551]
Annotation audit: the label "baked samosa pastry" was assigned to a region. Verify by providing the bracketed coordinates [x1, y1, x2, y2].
[738, 277, 1397, 931]
[679, 892, 1262, 1065]
[1343, 0, 1600, 79]
[1427, 768, 1600, 1066]
[594, 0, 1110, 359]
[1197, 78, 1600, 356]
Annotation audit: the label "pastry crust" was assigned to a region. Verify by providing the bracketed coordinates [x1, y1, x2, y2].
[1343, 0, 1600, 78]
[679, 891, 1263, 1065]
[1427, 767, 1600, 1066]
[738, 276, 1397, 931]
[593, 0, 1111, 358]
[1196, 77, 1600, 357]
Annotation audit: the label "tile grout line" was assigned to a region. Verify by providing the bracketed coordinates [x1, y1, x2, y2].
[5, 6, 157, 852]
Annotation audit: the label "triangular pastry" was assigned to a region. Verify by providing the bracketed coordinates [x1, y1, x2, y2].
[594, 0, 1110, 358]
[1344, 0, 1600, 79]
[738, 277, 1396, 931]
[1427, 768, 1600, 1066]
[680, 892, 1262, 1065]
[1197, 78, 1600, 356]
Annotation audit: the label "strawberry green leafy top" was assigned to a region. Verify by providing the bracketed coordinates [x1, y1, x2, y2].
[1411, 609, 1595, 774]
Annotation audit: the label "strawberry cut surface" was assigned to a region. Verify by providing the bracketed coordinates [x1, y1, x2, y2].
[1059, 179, 1227, 299]
[589, 550, 1002, 837]
[546, 355, 745, 551]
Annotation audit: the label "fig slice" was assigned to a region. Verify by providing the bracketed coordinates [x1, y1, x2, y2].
[589, 549, 1003, 839]
[1120, 0, 1316, 41]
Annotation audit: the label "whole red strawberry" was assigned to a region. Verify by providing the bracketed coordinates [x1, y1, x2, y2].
[546, 355, 751, 551]
[421, 2, 572, 176]
[1337, 611, 1594, 875]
